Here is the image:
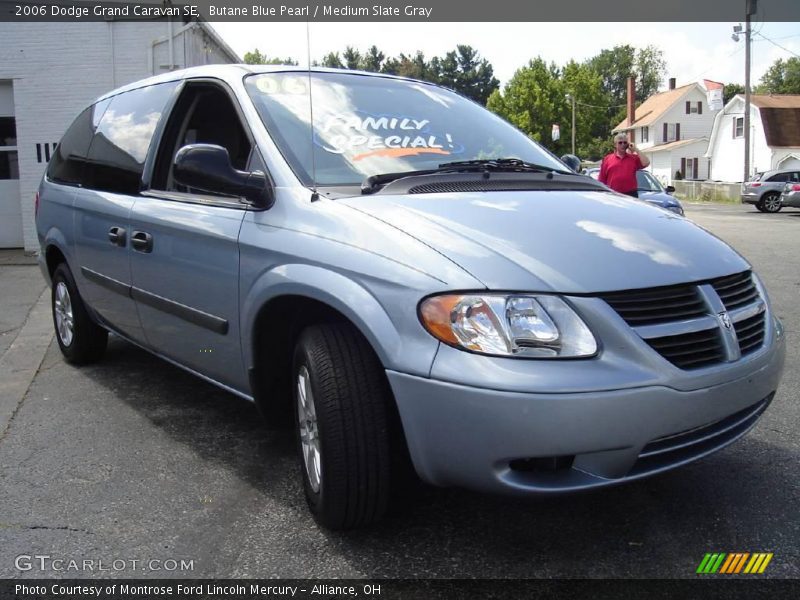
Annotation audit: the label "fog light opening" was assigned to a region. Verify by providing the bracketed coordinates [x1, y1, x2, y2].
[509, 455, 575, 473]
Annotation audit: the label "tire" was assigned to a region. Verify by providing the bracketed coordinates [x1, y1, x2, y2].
[761, 192, 782, 213]
[755, 200, 767, 212]
[292, 323, 392, 529]
[51, 263, 108, 364]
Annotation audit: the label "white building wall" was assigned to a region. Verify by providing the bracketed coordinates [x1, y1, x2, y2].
[0, 21, 236, 251]
[651, 86, 718, 146]
[708, 98, 772, 182]
[649, 151, 673, 185]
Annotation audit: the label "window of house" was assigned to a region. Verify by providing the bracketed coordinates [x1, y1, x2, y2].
[734, 116, 744, 138]
[685, 158, 695, 179]
[640, 127, 648, 143]
[0, 116, 18, 180]
[664, 123, 681, 142]
[686, 101, 703, 114]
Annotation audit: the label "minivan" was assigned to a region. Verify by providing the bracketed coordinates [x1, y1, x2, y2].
[37, 66, 786, 529]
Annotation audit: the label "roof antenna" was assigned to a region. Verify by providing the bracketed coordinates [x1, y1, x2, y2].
[306, 20, 319, 202]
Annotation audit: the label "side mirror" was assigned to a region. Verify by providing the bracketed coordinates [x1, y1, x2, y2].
[173, 144, 274, 209]
[665, 185, 676, 194]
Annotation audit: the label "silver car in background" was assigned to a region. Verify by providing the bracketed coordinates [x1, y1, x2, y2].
[780, 180, 800, 209]
[36, 66, 785, 529]
[741, 168, 800, 213]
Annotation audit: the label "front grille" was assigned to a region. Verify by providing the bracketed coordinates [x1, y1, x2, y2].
[712, 271, 759, 310]
[645, 327, 725, 369]
[600, 284, 706, 326]
[630, 395, 772, 477]
[600, 270, 766, 370]
[736, 312, 766, 355]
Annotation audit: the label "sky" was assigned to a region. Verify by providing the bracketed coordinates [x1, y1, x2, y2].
[210, 21, 800, 90]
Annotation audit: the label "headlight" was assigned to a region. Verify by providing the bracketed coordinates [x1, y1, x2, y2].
[419, 294, 597, 358]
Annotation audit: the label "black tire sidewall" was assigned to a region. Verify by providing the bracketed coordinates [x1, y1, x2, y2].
[51, 263, 107, 364]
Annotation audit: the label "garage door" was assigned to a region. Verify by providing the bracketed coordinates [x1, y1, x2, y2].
[0, 82, 22, 248]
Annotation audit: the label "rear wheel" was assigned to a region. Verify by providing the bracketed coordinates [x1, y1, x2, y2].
[762, 192, 782, 213]
[51, 263, 108, 364]
[292, 323, 392, 529]
[755, 200, 767, 212]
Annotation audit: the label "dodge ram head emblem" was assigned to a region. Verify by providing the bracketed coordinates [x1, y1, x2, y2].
[718, 311, 733, 330]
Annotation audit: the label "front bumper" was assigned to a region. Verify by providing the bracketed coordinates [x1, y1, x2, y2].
[388, 331, 785, 495]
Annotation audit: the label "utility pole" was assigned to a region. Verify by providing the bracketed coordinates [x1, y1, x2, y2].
[566, 93, 576, 155]
[744, 0, 756, 182]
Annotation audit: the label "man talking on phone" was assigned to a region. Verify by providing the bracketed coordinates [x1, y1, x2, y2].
[598, 133, 650, 197]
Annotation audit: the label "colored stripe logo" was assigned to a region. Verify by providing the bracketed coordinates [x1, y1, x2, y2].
[696, 553, 773, 574]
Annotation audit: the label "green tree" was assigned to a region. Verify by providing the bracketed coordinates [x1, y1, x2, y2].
[722, 82, 745, 105]
[361, 45, 385, 72]
[757, 57, 800, 94]
[319, 52, 344, 69]
[561, 61, 610, 160]
[436, 45, 500, 105]
[487, 58, 568, 154]
[342, 46, 362, 70]
[242, 48, 297, 65]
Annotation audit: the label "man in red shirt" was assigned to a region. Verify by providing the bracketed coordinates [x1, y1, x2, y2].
[598, 133, 651, 197]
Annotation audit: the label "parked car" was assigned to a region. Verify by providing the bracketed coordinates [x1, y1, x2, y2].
[741, 168, 800, 213]
[37, 66, 785, 529]
[780, 181, 800, 209]
[585, 168, 684, 215]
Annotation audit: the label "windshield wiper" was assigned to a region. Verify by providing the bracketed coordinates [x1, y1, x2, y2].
[439, 158, 571, 175]
[361, 158, 571, 194]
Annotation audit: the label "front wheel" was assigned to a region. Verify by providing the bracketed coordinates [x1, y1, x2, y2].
[293, 323, 392, 529]
[762, 192, 782, 213]
[51, 263, 108, 364]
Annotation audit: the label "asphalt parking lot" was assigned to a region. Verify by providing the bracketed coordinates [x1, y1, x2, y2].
[0, 202, 798, 580]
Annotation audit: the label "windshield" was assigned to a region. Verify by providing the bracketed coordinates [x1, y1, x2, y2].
[636, 171, 664, 192]
[244, 72, 565, 186]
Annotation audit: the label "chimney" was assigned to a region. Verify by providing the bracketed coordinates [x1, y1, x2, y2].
[669, 77, 676, 90]
[627, 77, 636, 127]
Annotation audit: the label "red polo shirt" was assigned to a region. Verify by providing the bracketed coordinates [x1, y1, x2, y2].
[598, 152, 643, 194]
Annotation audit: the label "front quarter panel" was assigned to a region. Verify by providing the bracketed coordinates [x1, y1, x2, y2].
[238, 188, 483, 377]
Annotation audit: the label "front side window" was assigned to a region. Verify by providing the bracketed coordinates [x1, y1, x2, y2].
[245, 72, 564, 187]
[84, 82, 178, 194]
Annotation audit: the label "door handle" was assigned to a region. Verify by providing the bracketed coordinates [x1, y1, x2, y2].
[108, 226, 126, 247]
[131, 231, 153, 253]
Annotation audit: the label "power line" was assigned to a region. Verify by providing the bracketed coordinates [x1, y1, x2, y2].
[753, 32, 800, 59]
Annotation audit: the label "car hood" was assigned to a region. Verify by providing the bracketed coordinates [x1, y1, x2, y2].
[341, 189, 748, 293]
[640, 190, 682, 207]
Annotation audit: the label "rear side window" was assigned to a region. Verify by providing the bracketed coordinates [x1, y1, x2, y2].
[766, 173, 789, 182]
[84, 82, 178, 195]
[47, 100, 109, 186]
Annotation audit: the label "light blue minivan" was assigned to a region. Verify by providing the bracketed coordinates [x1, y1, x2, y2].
[37, 66, 785, 529]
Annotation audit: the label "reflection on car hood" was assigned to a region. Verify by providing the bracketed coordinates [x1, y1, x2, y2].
[341, 189, 747, 293]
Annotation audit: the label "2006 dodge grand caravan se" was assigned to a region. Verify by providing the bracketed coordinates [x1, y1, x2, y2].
[37, 66, 785, 529]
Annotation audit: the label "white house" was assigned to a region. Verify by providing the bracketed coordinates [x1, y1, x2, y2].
[706, 94, 800, 182]
[0, 18, 239, 250]
[612, 79, 721, 184]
